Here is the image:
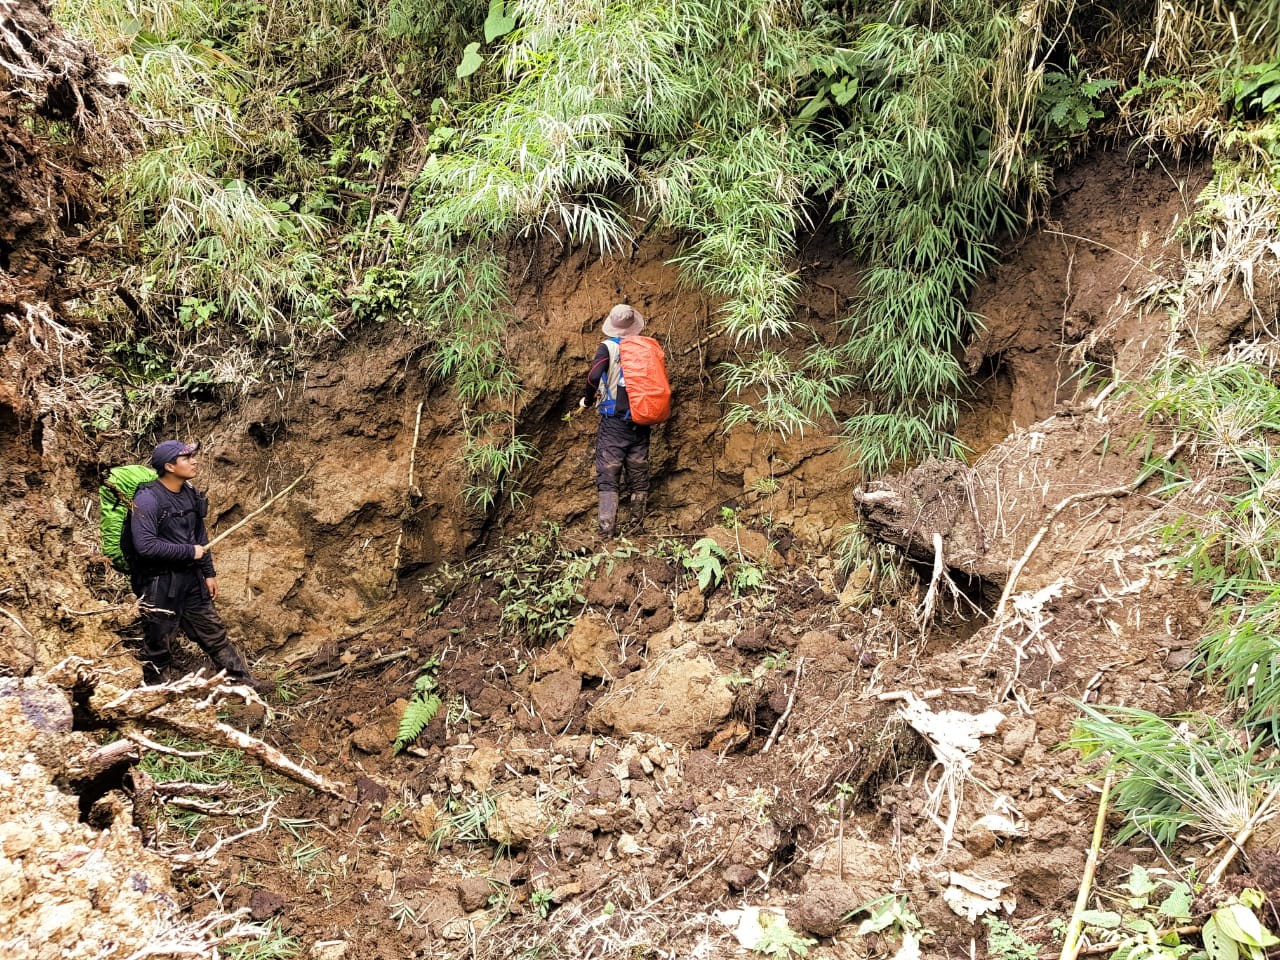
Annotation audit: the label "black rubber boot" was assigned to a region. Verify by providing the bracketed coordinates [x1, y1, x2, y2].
[598, 491, 620, 538]
[629, 492, 648, 526]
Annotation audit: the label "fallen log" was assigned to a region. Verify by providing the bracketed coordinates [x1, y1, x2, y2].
[46, 657, 351, 801]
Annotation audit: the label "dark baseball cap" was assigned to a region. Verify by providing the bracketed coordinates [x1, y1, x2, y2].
[150, 440, 200, 472]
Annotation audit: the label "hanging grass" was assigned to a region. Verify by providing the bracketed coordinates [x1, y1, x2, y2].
[1071, 704, 1280, 848]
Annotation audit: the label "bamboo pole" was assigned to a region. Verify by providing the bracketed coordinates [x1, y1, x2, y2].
[207, 471, 308, 550]
[1060, 772, 1114, 960]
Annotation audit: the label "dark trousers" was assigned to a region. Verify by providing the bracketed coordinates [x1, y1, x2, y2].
[594, 416, 651, 494]
[137, 570, 249, 683]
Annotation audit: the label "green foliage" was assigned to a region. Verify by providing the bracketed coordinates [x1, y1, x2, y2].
[1202, 889, 1280, 960]
[753, 912, 816, 958]
[222, 921, 301, 960]
[394, 656, 443, 753]
[1233, 62, 1280, 116]
[983, 915, 1038, 960]
[846, 894, 923, 955]
[1071, 704, 1280, 848]
[1070, 866, 1196, 960]
[487, 525, 636, 643]
[682, 537, 727, 593]
[432, 791, 498, 848]
[1137, 356, 1280, 732]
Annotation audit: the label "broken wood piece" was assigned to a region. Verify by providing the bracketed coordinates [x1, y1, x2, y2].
[1060, 772, 1114, 960]
[66, 738, 139, 780]
[48, 658, 350, 800]
[147, 712, 349, 800]
[852, 488, 898, 506]
[298, 647, 414, 683]
[761, 657, 804, 754]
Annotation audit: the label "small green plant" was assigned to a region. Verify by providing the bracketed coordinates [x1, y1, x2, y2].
[389, 900, 421, 931]
[393, 656, 443, 753]
[983, 915, 1038, 960]
[488, 525, 629, 643]
[753, 912, 816, 958]
[1072, 868, 1278, 960]
[222, 920, 300, 960]
[530, 888, 554, 918]
[1233, 61, 1280, 116]
[432, 792, 498, 849]
[683, 537, 727, 592]
[1202, 888, 1280, 960]
[847, 895, 923, 954]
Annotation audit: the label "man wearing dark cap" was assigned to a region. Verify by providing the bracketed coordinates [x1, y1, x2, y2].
[579, 304, 652, 537]
[129, 439, 259, 688]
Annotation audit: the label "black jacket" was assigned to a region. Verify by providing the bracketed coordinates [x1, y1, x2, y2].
[129, 481, 215, 581]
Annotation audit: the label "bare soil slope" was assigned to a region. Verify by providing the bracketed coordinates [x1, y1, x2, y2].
[5, 98, 1274, 960]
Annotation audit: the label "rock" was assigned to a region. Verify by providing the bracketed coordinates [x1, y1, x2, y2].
[249, 889, 286, 920]
[616, 833, 642, 857]
[723, 863, 756, 891]
[792, 876, 861, 937]
[530, 668, 582, 729]
[487, 795, 550, 848]
[349, 725, 386, 754]
[464, 742, 503, 791]
[312, 940, 349, 960]
[562, 613, 619, 679]
[1001, 717, 1036, 760]
[735, 624, 772, 652]
[675, 587, 706, 621]
[457, 876, 492, 913]
[964, 823, 997, 857]
[354, 776, 387, 807]
[410, 800, 441, 840]
[587, 644, 733, 746]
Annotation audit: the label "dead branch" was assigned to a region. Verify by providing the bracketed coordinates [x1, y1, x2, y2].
[47, 658, 350, 800]
[917, 532, 945, 627]
[1, 603, 35, 638]
[761, 657, 804, 754]
[298, 647, 414, 683]
[207, 471, 309, 550]
[142, 711, 348, 800]
[168, 799, 279, 866]
[1060, 773, 1114, 960]
[66, 738, 139, 780]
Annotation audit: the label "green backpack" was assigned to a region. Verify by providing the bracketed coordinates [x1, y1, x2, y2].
[99, 464, 158, 573]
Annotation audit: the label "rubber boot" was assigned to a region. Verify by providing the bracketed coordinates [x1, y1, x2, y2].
[209, 641, 270, 692]
[598, 491, 620, 538]
[630, 492, 648, 527]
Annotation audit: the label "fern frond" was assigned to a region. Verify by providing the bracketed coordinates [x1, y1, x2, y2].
[393, 693, 442, 753]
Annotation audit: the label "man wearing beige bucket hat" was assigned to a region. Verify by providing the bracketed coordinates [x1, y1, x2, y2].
[579, 304, 653, 537]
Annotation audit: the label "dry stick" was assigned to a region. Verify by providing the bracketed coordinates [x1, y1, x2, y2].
[207, 472, 308, 550]
[993, 438, 1185, 626]
[155, 712, 349, 800]
[0, 603, 34, 638]
[1077, 927, 1202, 958]
[761, 657, 804, 754]
[389, 400, 425, 592]
[1060, 772, 1114, 960]
[1207, 779, 1280, 885]
[299, 647, 414, 684]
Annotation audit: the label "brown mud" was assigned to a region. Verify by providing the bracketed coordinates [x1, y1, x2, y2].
[3, 34, 1275, 956]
